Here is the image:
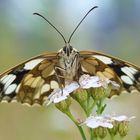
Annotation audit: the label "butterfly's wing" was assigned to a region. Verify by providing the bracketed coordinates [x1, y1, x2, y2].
[79, 51, 140, 97]
[0, 52, 58, 105]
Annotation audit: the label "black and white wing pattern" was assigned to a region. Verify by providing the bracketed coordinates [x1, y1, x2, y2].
[0, 49, 140, 104]
[80, 51, 140, 97]
[0, 52, 58, 105]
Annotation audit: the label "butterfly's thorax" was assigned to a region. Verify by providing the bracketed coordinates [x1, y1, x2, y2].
[57, 44, 79, 81]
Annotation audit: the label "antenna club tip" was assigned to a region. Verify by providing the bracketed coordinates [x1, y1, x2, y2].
[33, 13, 40, 16]
[91, 6, 98, 10]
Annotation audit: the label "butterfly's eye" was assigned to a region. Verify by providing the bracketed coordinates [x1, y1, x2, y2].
[57, 52, 63, 60]
[63, 46, 67, 53]
[69, 46, 73, 52]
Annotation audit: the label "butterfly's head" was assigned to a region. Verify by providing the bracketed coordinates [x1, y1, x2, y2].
[61, 43, 78, 56]
[58, 43, 78, 57]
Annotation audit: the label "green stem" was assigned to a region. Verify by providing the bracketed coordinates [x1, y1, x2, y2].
[96, 100, 102, 115]
[110, 134, 115, 140]
[87, 90, 91, 108]
[87, 100, 97, 116]
[80, 102, 89, 116]
[96, 97, 106, 115]
[90, 129, 94, 140]
[65, 110, 87, 140]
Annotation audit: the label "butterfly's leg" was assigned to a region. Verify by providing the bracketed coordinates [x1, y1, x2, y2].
[71, 54, 81, 83]
[71, 53, 79, 68]
[54, 65, 66, 94]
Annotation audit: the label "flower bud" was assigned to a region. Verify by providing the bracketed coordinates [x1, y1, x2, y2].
[71, 89, 88, 103]
[91, 84, 111, 100]
[108, 121, 118, 136]
[118, 121, 129, 137]
[93, 127, 107, 139]
[55, 97, 71, 113]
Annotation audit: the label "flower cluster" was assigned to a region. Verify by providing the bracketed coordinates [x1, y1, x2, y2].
[47, 74, 120, 105]
[46, 74, 135, 140]
[81, 115, 135, 139]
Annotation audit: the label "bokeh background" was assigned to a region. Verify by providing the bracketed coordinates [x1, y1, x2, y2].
[0, 0, 140, 140]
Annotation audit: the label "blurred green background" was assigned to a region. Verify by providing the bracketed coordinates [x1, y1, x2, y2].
[0, 0, 140, 140]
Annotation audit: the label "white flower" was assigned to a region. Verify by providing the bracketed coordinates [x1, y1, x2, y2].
[81, 115, 113, 129]
[105, 115, 136, 122]
[47, 82, 79, 105]
[47, 74, 120, 105]
[79, 74, 101, 88]
[81, 114, 135, 129]
[79, 74, 120, 89]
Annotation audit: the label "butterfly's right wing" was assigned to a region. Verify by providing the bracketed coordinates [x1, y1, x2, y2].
[0, 52, 58, 105]
[79, 51, 140, 97]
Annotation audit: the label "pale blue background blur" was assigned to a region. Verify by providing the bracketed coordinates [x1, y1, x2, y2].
[0, 0, 140, 140]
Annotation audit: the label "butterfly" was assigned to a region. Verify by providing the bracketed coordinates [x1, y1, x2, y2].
[0, 6, 140, 106]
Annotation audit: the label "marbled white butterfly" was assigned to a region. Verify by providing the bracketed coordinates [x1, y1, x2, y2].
[0, 6, 140, 106]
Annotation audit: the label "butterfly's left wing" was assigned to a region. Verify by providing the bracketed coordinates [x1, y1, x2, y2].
[0, 52, 58, 105]
[80, 51, 140, 97]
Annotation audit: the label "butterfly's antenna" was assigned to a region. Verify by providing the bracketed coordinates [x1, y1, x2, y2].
[33, 13, 67, 44]
[68, 6, 98, 43]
